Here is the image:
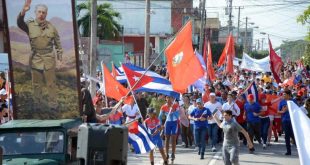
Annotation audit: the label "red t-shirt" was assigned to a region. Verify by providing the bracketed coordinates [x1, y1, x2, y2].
[236, 99, 245, 124]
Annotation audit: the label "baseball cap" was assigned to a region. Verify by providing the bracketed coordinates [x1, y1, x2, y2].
[247, 94, 254, 101]
[209, 93, 216, 97]
[196, 98, 202, 103]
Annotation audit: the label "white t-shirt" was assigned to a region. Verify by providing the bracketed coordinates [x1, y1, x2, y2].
[204, 101, 222, 124]
[188, 104, 196, 124]
[122, 104, 141, 122]
[222, 102, 240, 117]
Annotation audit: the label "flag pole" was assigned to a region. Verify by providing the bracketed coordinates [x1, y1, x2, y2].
[101, 61, 109, 107]
[103, 21, 194, 120]
[5, 70, 11, 121]
[121, 20, 193, 99]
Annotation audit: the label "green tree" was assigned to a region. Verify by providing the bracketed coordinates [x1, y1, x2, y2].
[279, 40, 308, 62]
[297, 5, 310, 65]
[77, 2, 121, 40]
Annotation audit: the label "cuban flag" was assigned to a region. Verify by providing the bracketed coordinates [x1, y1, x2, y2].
[121, 63, 180, 98]
[113, 64, 127, 84]
[242, 82, 259, 102]
[192, 51, 207, 93]
[128, 121, 155, 154]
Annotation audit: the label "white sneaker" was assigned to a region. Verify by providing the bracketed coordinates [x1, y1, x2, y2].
[263, 144, 267, 149]
[212, 147, 216, 152]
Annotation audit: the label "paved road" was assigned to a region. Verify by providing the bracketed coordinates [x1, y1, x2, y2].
[128, 136, 299, 165]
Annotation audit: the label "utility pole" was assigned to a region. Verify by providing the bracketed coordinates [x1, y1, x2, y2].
[144, 0, 150, 68]
[236, 6, 244, 44]
[244, 17, 248, 53]
[199, 0, 206, 54]
[227, 0, 233, 33]
[89, 0, 97, 97]
[261, 38, 265, 50]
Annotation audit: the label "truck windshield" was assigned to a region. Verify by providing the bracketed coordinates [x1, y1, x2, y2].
[0, 131, 64, 155]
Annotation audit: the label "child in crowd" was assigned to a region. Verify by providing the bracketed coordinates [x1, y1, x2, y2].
[144, 108, 168, 165]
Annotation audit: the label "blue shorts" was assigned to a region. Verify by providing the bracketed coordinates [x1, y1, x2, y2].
[165, 121, 178, 135]
[152, 135, 163, 148]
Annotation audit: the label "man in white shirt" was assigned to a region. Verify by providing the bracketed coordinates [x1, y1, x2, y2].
[222, 92, 240, 117]
[204, 93, 222, 152]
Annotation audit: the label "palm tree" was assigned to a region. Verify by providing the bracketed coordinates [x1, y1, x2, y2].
[77, 2, 121, 40]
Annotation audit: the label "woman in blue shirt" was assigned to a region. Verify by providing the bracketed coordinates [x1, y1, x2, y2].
[189, 98, 211, 159]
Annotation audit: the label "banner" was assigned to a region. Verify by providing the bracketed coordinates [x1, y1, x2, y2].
[240, 53, 271, 72]
[287, 101, 310, 165]
[4, 0, 80, 119]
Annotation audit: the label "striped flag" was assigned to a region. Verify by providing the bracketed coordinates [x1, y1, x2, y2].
[128, 121, 155, 154]
[121, 63, 180, 98]
[242, 82, 259, 102]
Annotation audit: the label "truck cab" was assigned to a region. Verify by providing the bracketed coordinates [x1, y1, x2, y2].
[0, 119, 82, 165]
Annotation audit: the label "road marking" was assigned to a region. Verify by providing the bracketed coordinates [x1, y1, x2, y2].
[208, 147, 222, 165]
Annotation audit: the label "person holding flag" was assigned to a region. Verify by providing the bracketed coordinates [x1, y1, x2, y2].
[144, 108, 168, 165]
[159, 96, 179, 162]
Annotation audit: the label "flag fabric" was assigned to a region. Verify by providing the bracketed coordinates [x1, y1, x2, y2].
[122, 64, 154, 90]
[128, 121, 155, 154]
[226, 35, 235, 75]
[218, 34, 235, 67]
[240, 52, 271, 72]
[113, 64, 127, 83]
[102, 63, 133, 104]
[207, 41, 216, 81]
[165, 21, 204, 93]
[269, 39, 283, 84]
[242, 82, 259, 102]
[111, 63, 119, 78]
[121, 63, 180, 98]
[192, 51, 207, 93]
[287, 101, 310, 165]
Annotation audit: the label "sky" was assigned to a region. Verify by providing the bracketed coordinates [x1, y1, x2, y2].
[193, 0, 309, 48]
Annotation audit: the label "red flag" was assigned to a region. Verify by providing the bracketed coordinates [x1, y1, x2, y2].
[102, 64, 133, 104]
[165, 21, 204, 93]
[122, 64, 153, 90]
[218, 34, 235, 67]
[111, 64, 118, 78]
[269, 39, 283, 83]
[207, 41, 216, 81]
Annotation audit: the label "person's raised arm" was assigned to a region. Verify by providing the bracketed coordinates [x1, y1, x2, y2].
[213, 113, 222, 128]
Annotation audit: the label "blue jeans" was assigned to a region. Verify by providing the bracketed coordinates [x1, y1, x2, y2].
[194, 126, 208, 155]
[208, 123, 219, 148]
[260, 117, 270, 144]
[190, 123, 195, 145]
[282, 121, 294, 153]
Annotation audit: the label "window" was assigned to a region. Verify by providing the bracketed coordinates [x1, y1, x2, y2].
[0, 131, 64, 155]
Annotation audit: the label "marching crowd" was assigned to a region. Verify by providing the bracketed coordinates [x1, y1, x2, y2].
[1, 59, 309, 165]
[79, 61, 310, 165]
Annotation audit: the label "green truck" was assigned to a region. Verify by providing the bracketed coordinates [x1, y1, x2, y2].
[0, 119, 82, 165]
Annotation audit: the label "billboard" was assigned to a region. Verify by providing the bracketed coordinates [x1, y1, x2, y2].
[3, 0, 81, 119]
